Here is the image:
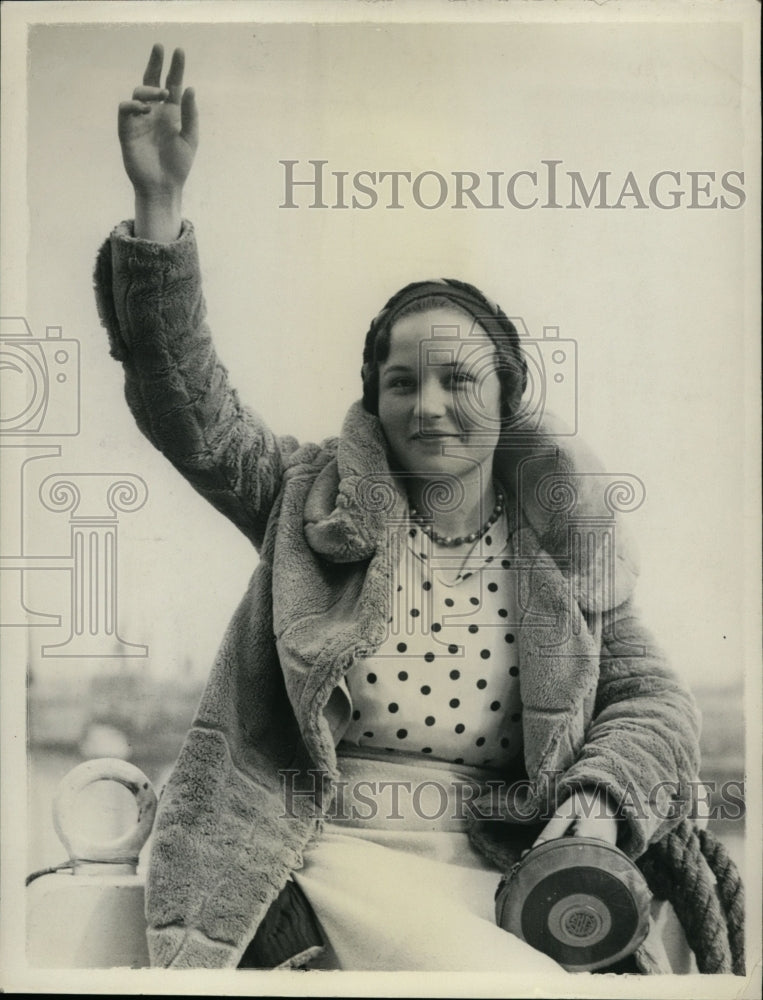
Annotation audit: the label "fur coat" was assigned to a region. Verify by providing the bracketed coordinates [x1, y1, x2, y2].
[93, 220, 701, 970]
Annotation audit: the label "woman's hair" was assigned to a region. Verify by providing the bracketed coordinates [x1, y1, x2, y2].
[361, 279, 527, 425]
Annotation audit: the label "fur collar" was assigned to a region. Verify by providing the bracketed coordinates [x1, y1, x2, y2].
[303, 401, 639, 612]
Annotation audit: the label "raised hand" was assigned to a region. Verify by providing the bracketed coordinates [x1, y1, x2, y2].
[118, 45, 199, 241]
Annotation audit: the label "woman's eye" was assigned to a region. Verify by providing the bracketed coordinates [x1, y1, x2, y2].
[387, 376, 416, 390]
[449, 371, 474, 388]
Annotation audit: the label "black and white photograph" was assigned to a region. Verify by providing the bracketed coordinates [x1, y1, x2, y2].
[1, 1, 760, 996]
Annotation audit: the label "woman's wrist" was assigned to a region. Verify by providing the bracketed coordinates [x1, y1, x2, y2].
[134, 189, 183, 243]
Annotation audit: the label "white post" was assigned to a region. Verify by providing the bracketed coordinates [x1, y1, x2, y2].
[26, 758, 157, 968]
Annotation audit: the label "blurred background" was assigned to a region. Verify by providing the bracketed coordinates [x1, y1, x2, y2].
[26, 674, 745, 877]
[3, 16, 753, 882]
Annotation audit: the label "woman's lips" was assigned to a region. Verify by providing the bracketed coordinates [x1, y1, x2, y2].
[410, 432, 464, 446]
[411, 431, 460, 439]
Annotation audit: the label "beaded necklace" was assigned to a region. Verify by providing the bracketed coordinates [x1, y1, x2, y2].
[409, 486, 505, 547]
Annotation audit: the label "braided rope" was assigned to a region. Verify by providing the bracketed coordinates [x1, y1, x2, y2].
[698, 827, 746, 975]
[638, 819, 744, 975]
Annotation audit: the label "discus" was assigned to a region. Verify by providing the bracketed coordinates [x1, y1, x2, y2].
[494, 837, 651, 972]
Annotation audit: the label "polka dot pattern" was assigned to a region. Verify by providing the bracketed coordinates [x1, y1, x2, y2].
[343, 509, 523, 768]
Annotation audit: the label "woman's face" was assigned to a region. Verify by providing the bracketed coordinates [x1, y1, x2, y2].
[377, 307, 502, 480]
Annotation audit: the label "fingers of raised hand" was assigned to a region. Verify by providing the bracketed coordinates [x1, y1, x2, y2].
[140, 44, 184, 103]
[142, 43, 164, 87]
[119, 100, 152, 119]
[179, 88, 199, 146]
[132, 86, 169, 102]
[164, 48, 185, 104]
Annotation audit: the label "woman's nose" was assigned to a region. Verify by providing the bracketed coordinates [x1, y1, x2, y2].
[413, 377, 449, 420]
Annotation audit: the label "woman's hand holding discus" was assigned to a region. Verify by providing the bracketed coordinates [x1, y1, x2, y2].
[118, 44, 199, 243]
[531, 786, 620, 852]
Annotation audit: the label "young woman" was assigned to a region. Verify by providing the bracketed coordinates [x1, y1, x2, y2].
[94, 45, 701, 971]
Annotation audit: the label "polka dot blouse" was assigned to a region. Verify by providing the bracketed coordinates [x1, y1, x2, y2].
[343, 510, 523, 769]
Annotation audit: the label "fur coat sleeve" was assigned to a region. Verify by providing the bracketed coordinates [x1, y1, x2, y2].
[93, 219, 302, 550]
[554, 596, 702, 858]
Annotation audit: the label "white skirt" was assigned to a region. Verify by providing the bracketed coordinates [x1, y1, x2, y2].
[291, 751, 562, 973]
[294, 825, 563, 973]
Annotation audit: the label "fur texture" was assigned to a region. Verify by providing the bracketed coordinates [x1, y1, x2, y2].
[94, 221, 701, 970]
